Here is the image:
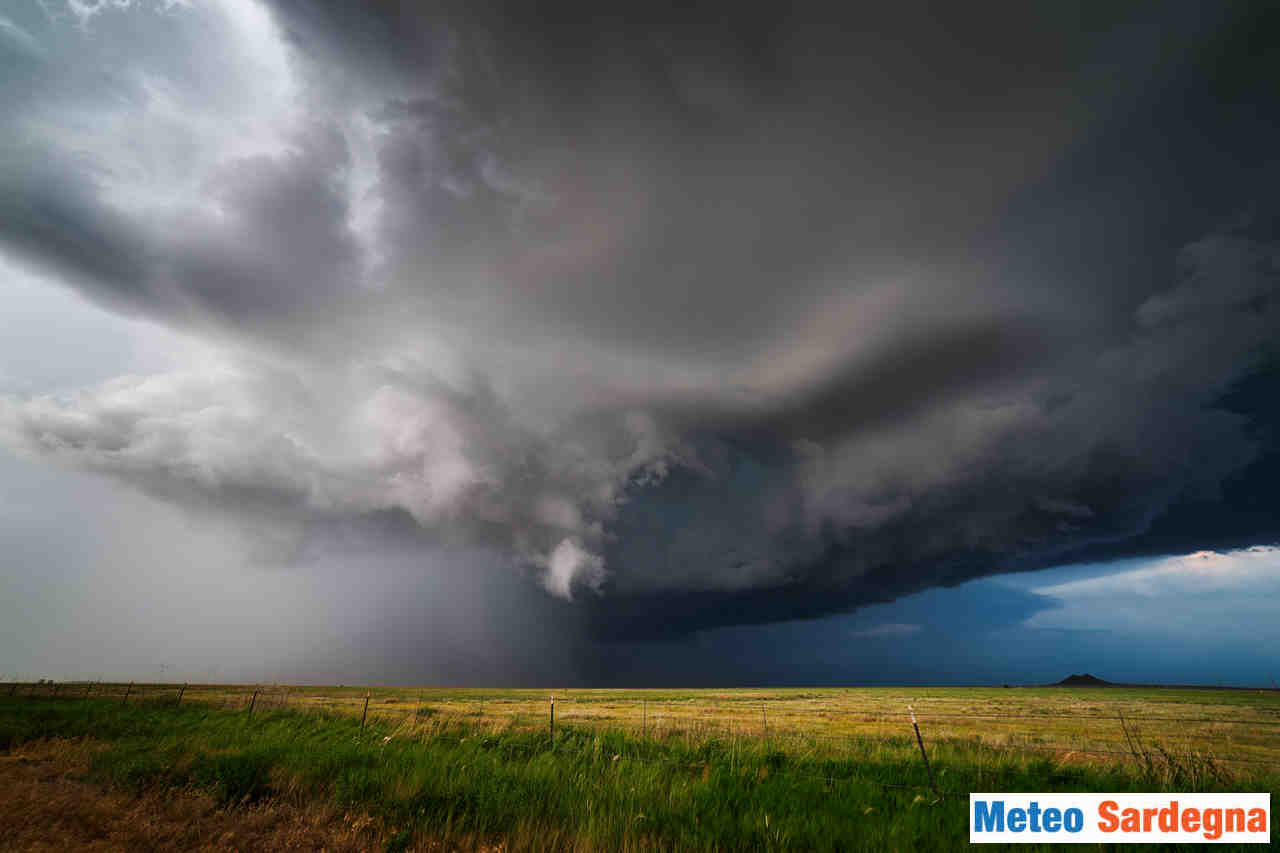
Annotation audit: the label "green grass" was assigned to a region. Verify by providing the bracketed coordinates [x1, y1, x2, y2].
[2, 696, 1277, 850]
[27, 681, 1280, 772]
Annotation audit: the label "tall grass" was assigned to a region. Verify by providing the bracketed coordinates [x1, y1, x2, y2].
[1, 697, 1276, 851]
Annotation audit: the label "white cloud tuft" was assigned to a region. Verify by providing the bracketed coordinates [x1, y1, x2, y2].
[540, 537, 606, 600]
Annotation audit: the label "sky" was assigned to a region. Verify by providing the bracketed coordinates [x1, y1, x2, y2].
[1, 0, 1278, 686]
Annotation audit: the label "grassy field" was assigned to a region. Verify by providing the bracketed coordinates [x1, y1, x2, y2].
[21, 680, 1280, 767]
[2, 685, 1278, 850]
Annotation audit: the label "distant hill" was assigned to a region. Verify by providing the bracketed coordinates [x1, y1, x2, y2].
[1053, 673, 1115, 687]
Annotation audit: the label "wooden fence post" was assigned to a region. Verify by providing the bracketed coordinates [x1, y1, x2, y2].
[909, 706, 940, 799]
[549, 696, 555, 750]
[360, 693, 370, 736]
[248, 689, 259, 717]
[762, 704, 767, 739]
[176, 683, 187, 706]
[642, 699, 647, 739]
[122, 682, 133, 705]
[84, 681, 94, 699]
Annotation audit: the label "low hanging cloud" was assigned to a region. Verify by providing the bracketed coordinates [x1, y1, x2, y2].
[1, 0, 1278, 632]
[0, 360, 678, 595]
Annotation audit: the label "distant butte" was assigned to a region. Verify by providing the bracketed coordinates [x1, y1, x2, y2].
[1054, 673, 1115, 687]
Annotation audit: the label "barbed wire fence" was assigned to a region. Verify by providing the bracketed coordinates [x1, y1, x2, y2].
[4, 679, 1279, 800]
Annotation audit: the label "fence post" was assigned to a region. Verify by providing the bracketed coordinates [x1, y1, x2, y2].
[642, 699, 647, 740]
[52, 681, 59, 698]
[762, 704, 767, 739]
[9, 681, 18, 697]
[909, 706, 940, 799]
[84, 681, 94, 699]
[176, 683, 187, 706]
[248, 688, 259, 717]
[360, 693, 370, 736]
[122, 682, 133, 705]
[550, 696, 555, 750]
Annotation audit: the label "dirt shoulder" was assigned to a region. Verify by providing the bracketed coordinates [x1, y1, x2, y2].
[0, 739, 495, 852]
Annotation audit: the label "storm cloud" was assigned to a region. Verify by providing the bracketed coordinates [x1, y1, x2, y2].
[2, 0, 1278, 661]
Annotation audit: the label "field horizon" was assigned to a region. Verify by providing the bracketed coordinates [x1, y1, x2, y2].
[4, 680, 1277, 849]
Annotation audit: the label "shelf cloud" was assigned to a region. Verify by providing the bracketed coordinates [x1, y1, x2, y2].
[1, 0, 1277, 664]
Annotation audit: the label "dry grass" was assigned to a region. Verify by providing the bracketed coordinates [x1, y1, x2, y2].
[99, 682, 1280, 769]
[13, 681, 1280, 771]
[3, 698, 1274, 851]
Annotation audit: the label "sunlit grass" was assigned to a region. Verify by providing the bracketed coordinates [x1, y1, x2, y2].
[2, 695, 1277, 851]
[24, 681, 1277, 768]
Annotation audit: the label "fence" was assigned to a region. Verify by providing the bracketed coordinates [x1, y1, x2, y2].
[6, 679, 1280, 790]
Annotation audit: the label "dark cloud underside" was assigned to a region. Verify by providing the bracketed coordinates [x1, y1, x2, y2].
[1, 0, 1278, 656]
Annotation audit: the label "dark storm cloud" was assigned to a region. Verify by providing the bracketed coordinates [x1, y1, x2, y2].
[0, 1, 364, 347]
[0, 155, 151, 302]
[1, 127, 360, 341]
[2, 0, 1278, 642]
[582, 582, 1065, 687]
